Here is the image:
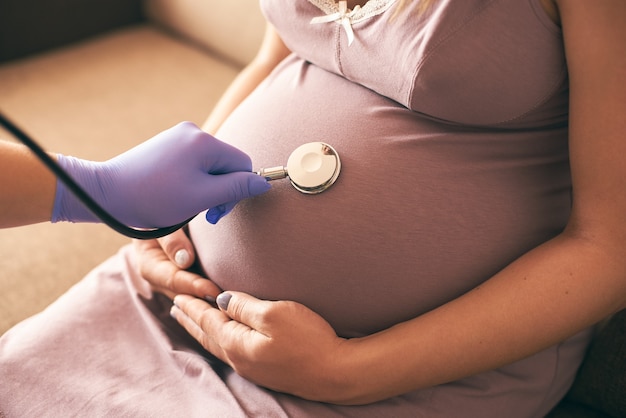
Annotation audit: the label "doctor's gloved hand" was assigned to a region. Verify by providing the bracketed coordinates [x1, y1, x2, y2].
[51, 122, 270, 228]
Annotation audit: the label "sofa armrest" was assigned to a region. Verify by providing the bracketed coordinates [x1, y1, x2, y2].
[0, 0, 144, 62]
[565, 309, 626, 417]
[548, 309, 626, 418]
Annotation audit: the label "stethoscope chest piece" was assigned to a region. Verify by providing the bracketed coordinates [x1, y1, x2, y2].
[256, 142, 341, 194]
[286, 142, 341, 194]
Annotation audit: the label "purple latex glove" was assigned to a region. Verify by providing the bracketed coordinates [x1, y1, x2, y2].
[51, 122, 270, 228]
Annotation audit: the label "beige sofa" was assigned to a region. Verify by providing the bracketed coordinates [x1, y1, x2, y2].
[0, 1, 623, 416]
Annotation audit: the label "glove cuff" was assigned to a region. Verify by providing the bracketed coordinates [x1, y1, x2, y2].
[51, 154, 101, 223]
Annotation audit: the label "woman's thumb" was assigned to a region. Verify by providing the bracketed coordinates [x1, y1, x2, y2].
[216, 291, 270, 331]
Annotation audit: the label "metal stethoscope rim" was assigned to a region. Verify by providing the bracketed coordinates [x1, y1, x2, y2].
[255, 142, 341, 194]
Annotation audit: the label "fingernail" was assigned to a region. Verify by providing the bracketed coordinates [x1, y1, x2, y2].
[216, 292, 232, 311]
[174, 249, 190, 267]
[169, 305, 177, 320]
[204, 295, 217, 306]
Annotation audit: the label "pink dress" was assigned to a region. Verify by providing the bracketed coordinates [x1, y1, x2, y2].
[0, 0, 592, 416]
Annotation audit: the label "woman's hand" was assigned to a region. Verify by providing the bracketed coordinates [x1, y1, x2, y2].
[133, 229, 221, 301]
[170, 292, 355, 403]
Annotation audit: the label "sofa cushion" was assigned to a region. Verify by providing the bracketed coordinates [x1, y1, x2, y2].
[144, 0, 265, 67]
[547, 401, 612, 418]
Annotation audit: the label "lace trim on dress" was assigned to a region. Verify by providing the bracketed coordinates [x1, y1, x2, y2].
[309, 0, 398, 45]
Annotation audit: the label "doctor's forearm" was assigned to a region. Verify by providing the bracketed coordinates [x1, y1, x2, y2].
[0, 140, 56, 228]
[330, 232, 626, 405]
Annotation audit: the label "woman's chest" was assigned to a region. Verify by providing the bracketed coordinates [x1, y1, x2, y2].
[262, 0, 566, 126]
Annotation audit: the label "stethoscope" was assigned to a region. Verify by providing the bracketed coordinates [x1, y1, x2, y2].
[0, 112, 341, 239]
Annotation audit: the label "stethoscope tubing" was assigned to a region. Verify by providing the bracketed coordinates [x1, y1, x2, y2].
[0, 111, 191, 239]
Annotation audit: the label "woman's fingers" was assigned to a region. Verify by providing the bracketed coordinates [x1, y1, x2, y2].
[133, 233, 221, 300]
[157, 229, 196, 268]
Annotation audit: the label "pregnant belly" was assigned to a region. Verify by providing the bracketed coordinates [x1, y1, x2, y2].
[188, 57, 571, 338]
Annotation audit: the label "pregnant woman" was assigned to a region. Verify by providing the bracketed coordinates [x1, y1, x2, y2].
[1, 0, 625, 416]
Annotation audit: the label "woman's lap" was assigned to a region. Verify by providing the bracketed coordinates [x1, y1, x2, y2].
[0, 245, 590, 418]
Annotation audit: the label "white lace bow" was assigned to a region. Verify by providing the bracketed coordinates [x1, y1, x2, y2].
[310, 1, 361, 46]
